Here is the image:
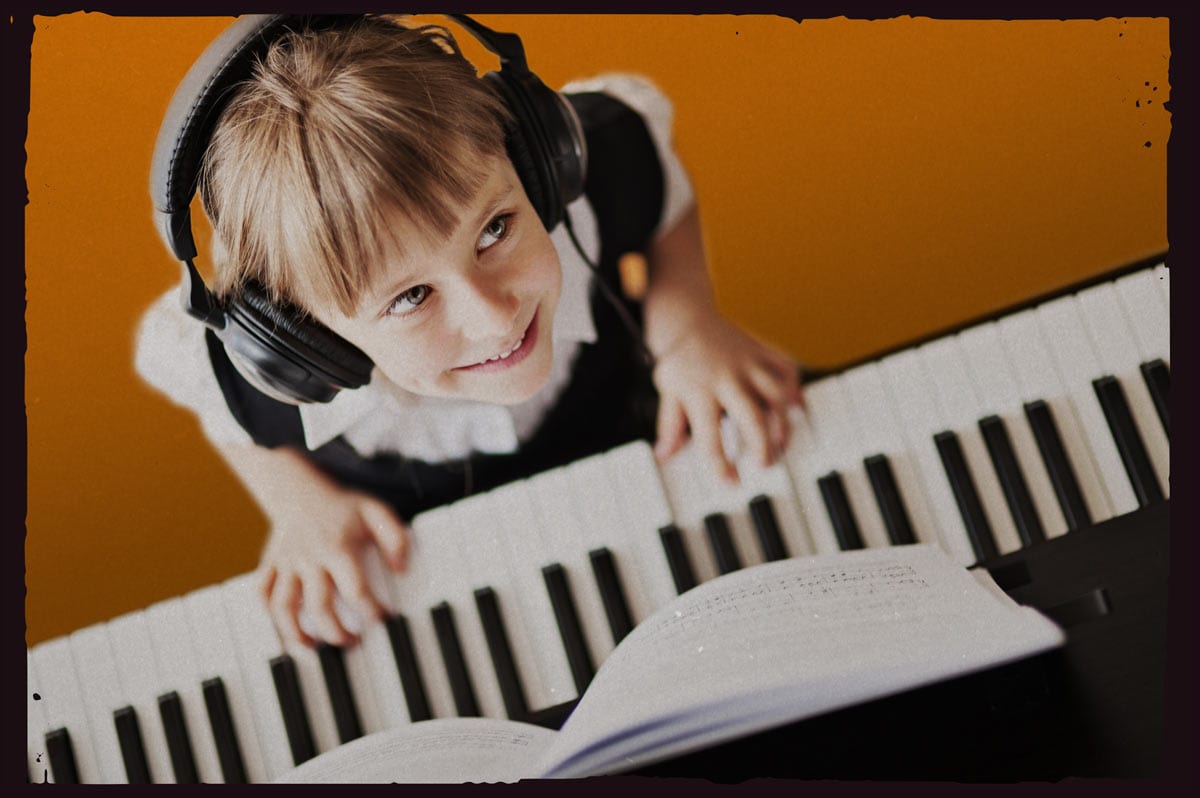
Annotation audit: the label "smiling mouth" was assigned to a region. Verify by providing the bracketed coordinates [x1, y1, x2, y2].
[454, 310, 540, 372]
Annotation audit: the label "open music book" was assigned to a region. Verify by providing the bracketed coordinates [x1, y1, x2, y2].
[275, 544, 1064, 783]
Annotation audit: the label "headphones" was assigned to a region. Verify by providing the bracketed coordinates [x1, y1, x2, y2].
[150, 14, 588, 404]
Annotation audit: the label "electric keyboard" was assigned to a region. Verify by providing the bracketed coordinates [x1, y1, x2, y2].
[26, 259, 1171, 783]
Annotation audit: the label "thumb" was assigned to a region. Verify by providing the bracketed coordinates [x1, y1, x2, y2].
[359, 498, 408, 572]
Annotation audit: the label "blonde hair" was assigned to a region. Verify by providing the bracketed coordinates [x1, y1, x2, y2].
[199, 16, 513, 315]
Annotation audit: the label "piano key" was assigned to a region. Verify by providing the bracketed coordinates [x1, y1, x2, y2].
[863, 455, 917, 545]
[1023, 400, 1091, 531]
[566, 453, 659, 625]
[156, 692, 199, 783]
[996, 308, 1114, 524]
[816, 473, 865, 551]
[429, 602, 479, 716]
[201, 678, 247, 783]
[106, 611, 176, 782]
[957, 321, 1069, 542]
[31, 639, 100, 783]
[112, 706, 151, 783]
[589, 547, 635, 643]
[143, 598, 225, 783]
[387, 509, 461, 720]
[878, 350, 978, 565]
[211, 576, 297, 777]
[1077, 283, 1169, 499]
[978, 415, 1046, 546]
[276, 606, 344, 759]
[657, 443, 731, 576]
[919, 337, 1023, 556]
[603, 441, 688, 612]
[268, 655, 317, 764]
[28, 654, 50, 783]
[1153, 263, 1170, 317]
[704, 513, 743, 573]
[1036, 296, 1139, 515]
[346, 550, 410, 731]
[778, 407, 843, 556]
[1114, 267, 1170, 366]
[315, 644, 362, 744]
[1093, 377, 1163, 506]
[541, 563, 595, 693]
[473, 587, 530, 720]
[658, 525, 698, 594]
[525, 468, 616, 669]
[804, 378, 892, 549]
[482, 483, 579, 711]
[181, 585, 270, 783]
[748, 495, 791, 560]
[840, 362, 944, 549]
[449, 496, 538, 719]
[45, 728, 80, 784]
[382, 615, 431, 722]
[1141, 359, 1169, 436]
[935, 431, 1000, 562]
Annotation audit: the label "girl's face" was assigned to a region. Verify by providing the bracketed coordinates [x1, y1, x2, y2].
[312, 156, 562, 405]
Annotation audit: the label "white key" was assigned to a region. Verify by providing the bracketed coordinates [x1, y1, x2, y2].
[1153, 263, 1170, 315]
[355, 549, 415, 728]
[106, 612, 175, 782]
[394, 508, 468, 720]
[486, 481, 579, 710]
[605, 441, 703, 604]
[1114, 268, 1170, 366]
[958, 321, 1069, 540]
[878, 349, 977, 565]
[657, 442, 728, 577]
[446, 495, 530, 720]
[28, 651, 53, 783]
[996, 308, 1114, 524]
[804, 378, 891, 550]
[1077, 283, 1170, 498]
[144, 599, 225, 783]
[181, 584, 269, 783]
[215, 575, 294, 778]
[32, 639, 102, 783]
[1036, 296, 1139, 515]
[567, 453, 658, 618]
[779, 405, 842, 556]
[525, 467, 615, 669]
[328, 600, 388, 739]
[840, 362, 944, 548]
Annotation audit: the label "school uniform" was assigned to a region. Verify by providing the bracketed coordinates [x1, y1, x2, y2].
[136, 74, 694, 520]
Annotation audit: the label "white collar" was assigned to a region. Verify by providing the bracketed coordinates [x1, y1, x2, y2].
[297, 196, 601, 453]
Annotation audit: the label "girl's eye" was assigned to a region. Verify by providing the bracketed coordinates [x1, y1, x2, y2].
[478, 213, 513, 251]
[387, 284, 431, 316]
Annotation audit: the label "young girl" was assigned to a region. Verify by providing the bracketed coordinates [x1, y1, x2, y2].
[138, 14, 802, 649]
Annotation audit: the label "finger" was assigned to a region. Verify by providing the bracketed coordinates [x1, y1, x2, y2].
[717, 383, 772, 469]
[654, 397, 689, 462]
[300, 567, 354, 647]
[360, 499, 409, 572]
[741, 367, 794, 456]
[326, 553, 385, 631]
[268, 571, 313, 648]
[687, 398, 737, 484]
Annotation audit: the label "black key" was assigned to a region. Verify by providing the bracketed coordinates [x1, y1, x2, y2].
[475, 587, 530, 720]
[384, 614, 432, 722]
[589, 548, 635, 643]
[270, 654, 316, 765]
[864, 454, 917, 546]
[202, 677, 247, 784]
[979, 415, 1045, 547]
[1093, 376, 1163, 506]
[316, 644, 363, 744]
[934, 431, 999, 563]
[542, 563, 595, 694]
[704, 513, 742, 574]
[431, 602, 480, 717]
[158, 691, 199, 783]
[817, 472, 864, 551]
[45, 728, 79, 784]
[658, 525, 698, 594]
[1140, 358, 1169, 437]
[748, 496, 790, 561]
[114, 705, 152, 783]
[1024, 400, 1091, 531]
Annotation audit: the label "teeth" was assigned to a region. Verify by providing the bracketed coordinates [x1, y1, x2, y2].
[484, 333, 525, 363]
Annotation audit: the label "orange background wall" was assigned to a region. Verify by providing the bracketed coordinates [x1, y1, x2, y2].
[25, 14, 1169, 645]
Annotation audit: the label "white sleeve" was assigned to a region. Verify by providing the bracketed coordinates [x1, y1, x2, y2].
[134, 286, 254, 447]
[560, 72, 696, 237]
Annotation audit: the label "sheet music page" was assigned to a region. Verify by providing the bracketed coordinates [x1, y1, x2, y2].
[537, 544, 1064, 778]
[273, 717, 554, 784]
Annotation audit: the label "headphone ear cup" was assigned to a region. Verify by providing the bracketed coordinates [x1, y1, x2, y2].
[223, 282, 374, 404]
[503, 112, 553, 229]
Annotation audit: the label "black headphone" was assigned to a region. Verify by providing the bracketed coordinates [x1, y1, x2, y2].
[150, 14, 588, 404]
